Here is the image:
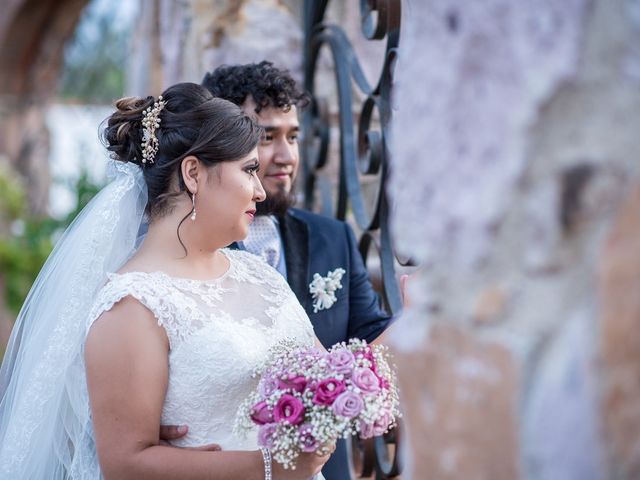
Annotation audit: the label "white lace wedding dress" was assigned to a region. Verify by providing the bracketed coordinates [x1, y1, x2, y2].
[85, 248, 317, 467]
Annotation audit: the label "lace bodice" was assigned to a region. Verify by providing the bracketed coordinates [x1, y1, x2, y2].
[86, 248, 316, 449]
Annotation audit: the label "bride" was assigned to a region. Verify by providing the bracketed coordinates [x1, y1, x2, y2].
[0, 83, 329, 479]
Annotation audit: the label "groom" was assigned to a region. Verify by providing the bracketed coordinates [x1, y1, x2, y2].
[207, 61, 393, 479]
[204, 61, 393, 350]
[161, 62, 395, 479]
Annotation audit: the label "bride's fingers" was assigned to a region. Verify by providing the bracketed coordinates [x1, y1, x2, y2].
[158, 425, 222, 451]
[189, 443, 222, 451]
[159, 424, 188, 440]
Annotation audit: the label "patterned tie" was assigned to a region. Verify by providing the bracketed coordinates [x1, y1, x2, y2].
[244, 216, 281, 269]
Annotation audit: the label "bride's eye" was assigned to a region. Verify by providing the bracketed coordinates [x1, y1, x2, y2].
[246, 163, 260, 176]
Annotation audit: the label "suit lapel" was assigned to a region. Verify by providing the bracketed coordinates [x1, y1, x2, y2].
[280, 211, 309, 308]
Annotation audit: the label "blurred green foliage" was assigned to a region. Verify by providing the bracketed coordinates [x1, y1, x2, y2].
[0, 169, 101, 315]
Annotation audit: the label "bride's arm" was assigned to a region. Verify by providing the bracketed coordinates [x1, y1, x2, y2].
[85, 297, 326, 480]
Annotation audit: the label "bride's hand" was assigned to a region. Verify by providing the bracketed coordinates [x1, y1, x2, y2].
[272, 445, 334, 480]
[158, 424, 222, 451]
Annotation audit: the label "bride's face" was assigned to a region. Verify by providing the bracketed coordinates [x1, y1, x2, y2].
[196, 148, 266, 246]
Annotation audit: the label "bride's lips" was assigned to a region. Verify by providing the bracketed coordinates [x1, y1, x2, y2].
[245, 209, 256, 220]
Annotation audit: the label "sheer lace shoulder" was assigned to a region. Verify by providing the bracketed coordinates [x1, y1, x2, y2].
[87, 271, 212, 349]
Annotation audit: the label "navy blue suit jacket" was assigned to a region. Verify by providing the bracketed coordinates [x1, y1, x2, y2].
[279, 208, 392, 480]
[279, 208, 392, 348]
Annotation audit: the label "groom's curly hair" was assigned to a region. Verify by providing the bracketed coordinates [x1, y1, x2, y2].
[202, 61, 310, 114]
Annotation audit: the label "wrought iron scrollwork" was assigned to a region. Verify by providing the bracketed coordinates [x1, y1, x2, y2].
[302, 1, 403, 478]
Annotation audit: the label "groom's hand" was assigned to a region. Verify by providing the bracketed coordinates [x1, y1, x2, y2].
[159, 425, 222, 451]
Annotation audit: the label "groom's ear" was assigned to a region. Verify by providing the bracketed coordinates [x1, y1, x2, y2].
[181, 155, 201, 194]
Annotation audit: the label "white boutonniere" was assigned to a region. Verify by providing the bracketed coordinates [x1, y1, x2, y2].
[309, 268, 346, 313]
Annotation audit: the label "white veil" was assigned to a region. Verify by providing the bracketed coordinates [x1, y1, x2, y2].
[0, 161, 148, 478]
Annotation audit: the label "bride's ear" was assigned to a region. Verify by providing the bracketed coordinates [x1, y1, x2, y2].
[181, 155, 200, 194]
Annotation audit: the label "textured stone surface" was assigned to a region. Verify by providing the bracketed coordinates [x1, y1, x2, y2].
[393, 323, 520, 480]
[599, 184, 640, 479]
[388, 1, 640, 479]
[522, 307, 605, 480]
[389, 0, 588, 270]
[127, 0, 304, 95]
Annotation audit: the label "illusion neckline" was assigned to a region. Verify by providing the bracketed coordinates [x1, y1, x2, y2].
[110, 248, 234, 285]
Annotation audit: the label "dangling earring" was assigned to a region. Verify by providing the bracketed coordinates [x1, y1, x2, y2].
[190, 192, 197, 221]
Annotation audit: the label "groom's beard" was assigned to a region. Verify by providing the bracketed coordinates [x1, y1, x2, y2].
[256, 184, 296, 217]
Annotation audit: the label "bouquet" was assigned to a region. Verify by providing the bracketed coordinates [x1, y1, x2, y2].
[234, 338, 400, 469]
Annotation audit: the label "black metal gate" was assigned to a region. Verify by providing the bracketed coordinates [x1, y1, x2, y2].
[302, 1, 403, 478]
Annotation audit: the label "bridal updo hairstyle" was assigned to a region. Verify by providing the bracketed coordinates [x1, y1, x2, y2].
[102, 82, 263, 219]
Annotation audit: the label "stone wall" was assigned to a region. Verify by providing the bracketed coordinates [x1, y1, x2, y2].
[388, 0, 640, 478]
[127, 0, 305, 95]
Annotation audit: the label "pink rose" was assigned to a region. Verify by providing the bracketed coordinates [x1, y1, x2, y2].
[312, 378, 346, 406]
[331, 391, 364, 419]
[352, 368, 380, 393]
[359, 410, 393, 438]
[356, 347, 375, 365]
[373, 409, 393, 436]
[258, 423, 278, 449]
[277, 374, 307, 394]
[298, 423, 318, 453]
[273, 394, 305, 425]
[328, 348, 355, 375]
[370, 363, 390, 390]
[250, 400, 274, 425]
[359, 419, 375, 439]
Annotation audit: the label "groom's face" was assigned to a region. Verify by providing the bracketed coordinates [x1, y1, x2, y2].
[240, 96, 300, 200]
